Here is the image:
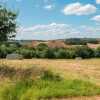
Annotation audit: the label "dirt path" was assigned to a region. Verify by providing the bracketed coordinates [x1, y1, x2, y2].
[51, 96, 100, 100]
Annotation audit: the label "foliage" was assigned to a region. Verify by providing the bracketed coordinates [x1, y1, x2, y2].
[54, 48, 76, 59]
[41, 70, 62, 81]
[65, 38, 99, 45]
[1, 79, 100, 100]
[36, 43, 48, 50]
[74, 46, 94, 58]
[1, 43, 100, 59]
[95, 47, 100, 57]
[0, 5, 17, 42]
[17, 48, 35, 59]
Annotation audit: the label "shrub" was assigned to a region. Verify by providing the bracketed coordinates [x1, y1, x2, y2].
[35, 49, 48, 58]
[95, 47, 100, 57]
[0, 43, 99, 59]
[54, 48, 76, 59]
[17, 48, 35, 59]
[0, 45, 8, 58]
[75, 46, 94, 58]
[41, 70, 62, 81]
[36, 43, 48, 50]
[45, 48, 55, 58]
[0, 65, 43, 80]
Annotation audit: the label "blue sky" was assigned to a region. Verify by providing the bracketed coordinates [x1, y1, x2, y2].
[1, 0, 100, 40]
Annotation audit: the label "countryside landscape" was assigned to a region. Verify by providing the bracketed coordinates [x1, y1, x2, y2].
[1, 0, 100, 100]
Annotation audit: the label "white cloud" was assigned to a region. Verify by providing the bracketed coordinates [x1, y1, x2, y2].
[91, 15, 100, 22]
[16, 23, 80, 40]
[16, 23, 100, 40]
[0, 0, 22, 2]
[17, 23, 74, 34]
[44, 5, 54, 10]
[62, 2, 96, 15]
[80, 25, 100, 34]
[78, 25, 100, 38]
[96, 0, 100, 4]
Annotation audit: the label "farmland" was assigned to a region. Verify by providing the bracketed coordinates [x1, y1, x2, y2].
[0, 59, 100, 100]
[0, 59, 100, 84]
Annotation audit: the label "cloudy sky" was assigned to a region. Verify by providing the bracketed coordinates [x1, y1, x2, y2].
[1, 0, 100, 40]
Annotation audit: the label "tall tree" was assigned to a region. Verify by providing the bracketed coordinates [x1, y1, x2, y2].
[0, 5, 17, 42]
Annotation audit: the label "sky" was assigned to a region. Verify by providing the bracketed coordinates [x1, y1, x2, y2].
[0, 0, 100, 40]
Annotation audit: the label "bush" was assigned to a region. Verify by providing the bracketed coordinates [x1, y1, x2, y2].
[44, 48, 55, 58]
[0, 65, 44, 80]
[54, 48, 76, 59]
[75, 46, 94, 58]
[0, 43, 19, 58]
[95, 47, 100, 57]
[35, 49, 48, 58]
[17, 48, 35, 59]
[0, 43, 100, 59]
[41, 70, 62, 81]
[0, 45, 8, 58]
[36, 43, 48, 50]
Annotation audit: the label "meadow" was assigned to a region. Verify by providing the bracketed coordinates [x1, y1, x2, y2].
[0, 59, 100, 84]
[0, 59, 100, 100]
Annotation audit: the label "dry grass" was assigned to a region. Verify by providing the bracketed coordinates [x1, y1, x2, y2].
[1, 59, 100, 100]
[0, 59, 100, 85]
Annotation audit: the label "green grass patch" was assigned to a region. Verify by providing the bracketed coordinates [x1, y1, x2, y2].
[0, 79, 100, 100]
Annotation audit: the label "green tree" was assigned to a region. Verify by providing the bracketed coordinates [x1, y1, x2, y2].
[17, 48, 35, 59]
[36, 43, 48, 50]
[0, 5, 17, 42]
[75, 46, 94, 58]
[95, 47, 100, 57]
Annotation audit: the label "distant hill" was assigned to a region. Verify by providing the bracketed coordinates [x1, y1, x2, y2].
[18, 39, 68, 48]
[15, 38, 100, 49]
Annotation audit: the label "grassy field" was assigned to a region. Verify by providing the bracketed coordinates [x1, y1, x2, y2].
[0, 59, 100, 100]
[0, 59, 100, 84]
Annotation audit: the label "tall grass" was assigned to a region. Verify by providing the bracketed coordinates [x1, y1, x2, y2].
[1, 77, 100, 99]
[0, 65, 100, 100]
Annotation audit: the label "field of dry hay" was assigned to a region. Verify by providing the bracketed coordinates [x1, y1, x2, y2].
[0, 58, 100, 85]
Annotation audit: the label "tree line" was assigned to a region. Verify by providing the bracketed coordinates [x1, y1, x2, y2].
[64, 38, 99, 45]
[0, 43, 100, 59]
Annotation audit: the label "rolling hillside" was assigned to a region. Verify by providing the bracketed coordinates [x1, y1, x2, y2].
[17, 38, 100, 49]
